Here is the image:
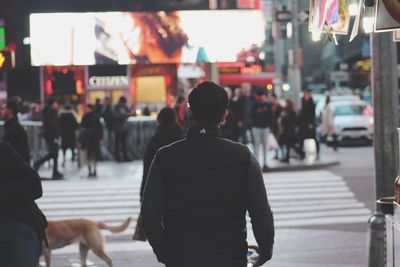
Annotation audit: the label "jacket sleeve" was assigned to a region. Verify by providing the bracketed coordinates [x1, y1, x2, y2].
[141, 157, 166, 263]
[0, 142, 43, 205]
[246, 152, 275, 264]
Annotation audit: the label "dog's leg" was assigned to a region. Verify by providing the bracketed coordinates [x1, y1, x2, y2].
[91, 246, 113, 267]
[43, 246, 51, 267]
[79, 243, 89, 267]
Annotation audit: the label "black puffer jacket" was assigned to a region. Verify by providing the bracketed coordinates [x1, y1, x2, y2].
[3, 118, 30, 163]
[140, 124, 183, 200]
[0, 142, 47, 241]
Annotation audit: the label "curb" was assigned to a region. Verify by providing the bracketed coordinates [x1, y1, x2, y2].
[264, 160, 341, 173]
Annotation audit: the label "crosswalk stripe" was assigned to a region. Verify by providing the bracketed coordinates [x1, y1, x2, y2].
[38, 168, 371, 234]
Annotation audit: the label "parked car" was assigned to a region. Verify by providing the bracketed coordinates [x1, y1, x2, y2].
[315, 94, 360, 119]
[328, 100, 374, 145]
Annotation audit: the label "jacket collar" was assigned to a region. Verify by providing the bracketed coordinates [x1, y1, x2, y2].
[187, 124, 222, 138]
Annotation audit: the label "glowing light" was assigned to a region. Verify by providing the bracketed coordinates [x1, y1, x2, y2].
[23, 37, 31, 45]
[312, 31, 322, 42]
[266, 83, 273, 90]
[286, 22, 293, 38]
[0, 53, 5, 68]
[282, 83, 290, 91]
[349, 2, 359, 16]
[363, 17, 374, 33]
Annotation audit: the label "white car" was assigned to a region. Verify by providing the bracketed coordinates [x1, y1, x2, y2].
[315, 94, 360, 119]
[331, 100, 374, 144]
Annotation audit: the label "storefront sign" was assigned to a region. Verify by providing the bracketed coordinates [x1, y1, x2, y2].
[88, 76, 129, 88]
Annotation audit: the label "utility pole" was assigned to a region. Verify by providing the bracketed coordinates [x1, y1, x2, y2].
[272, 0, 282, 99]
[289, 0, 302, 109]
[371, 31, 399, 200]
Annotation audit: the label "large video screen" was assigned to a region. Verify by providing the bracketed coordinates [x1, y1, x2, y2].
[30, 10, 265, 66]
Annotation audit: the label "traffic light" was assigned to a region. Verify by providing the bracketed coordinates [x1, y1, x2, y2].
[0, 50, 14, 71]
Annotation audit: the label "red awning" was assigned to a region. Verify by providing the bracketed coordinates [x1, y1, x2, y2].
[218, 73, 274, 86]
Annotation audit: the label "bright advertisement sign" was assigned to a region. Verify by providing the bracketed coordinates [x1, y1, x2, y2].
[30, 10, 265, 66]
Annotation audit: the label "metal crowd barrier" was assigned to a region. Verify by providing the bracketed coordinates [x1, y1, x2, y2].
[0, 117, 158, 161]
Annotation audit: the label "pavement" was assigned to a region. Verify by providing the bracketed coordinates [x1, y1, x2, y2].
[36, 147, 370, 267]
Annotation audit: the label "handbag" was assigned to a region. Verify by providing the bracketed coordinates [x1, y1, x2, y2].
[267, 133, 279, 151]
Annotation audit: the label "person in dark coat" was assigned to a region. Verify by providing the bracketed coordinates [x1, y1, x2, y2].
[141, 81, 274, 267]
[298, 89, 320, 159]
[221, 87, 240, 142]
[101, 97, 114, 152]
[133, 107, 184, 241]
[269, 93, 283, 160]
[278, 99, 298, 163]
[33, 97, 63, 179]
[113, 96, 131, 161]
[236, 83, 255, 145]
[250, 90, 272, 172]
[1, 100, 30, 163]
[59, 105, 78, 166]
[80, 104, 103, 177]
[0, 142, 47, 267]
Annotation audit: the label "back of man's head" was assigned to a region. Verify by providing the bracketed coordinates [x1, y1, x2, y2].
[6, 100, 19, 117]
[188, 81, 228, 125]
[157, 107, 176, 127]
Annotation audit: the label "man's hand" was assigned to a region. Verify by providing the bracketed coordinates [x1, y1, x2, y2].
[248, 245, 266, 267]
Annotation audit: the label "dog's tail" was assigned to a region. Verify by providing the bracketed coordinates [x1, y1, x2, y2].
[98, 217, 132, 233]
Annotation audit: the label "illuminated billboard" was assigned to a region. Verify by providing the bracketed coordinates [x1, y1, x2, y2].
[30, 10, 265, 66]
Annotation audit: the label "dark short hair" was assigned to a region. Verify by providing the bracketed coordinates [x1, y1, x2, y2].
[157, 107, 176, 126]
[119, 96, 127, 104]
[188, 81, 228, 124]
[5, 100, 19, 115]
[46, 97, 57, 107]
[87, 104, 94, 110]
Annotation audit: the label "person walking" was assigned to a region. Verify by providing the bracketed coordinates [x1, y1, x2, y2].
[33, 97, 63, 179]
[80, 104, 103, 177]
[221, 87, 239, 142]
[1, 100, 30, 163]
[113, 96, 130, 162]
[278, 99, 298, 163]
[250, 90, 272, 172]
[141, 81, 274, 267]
[269, 93, 282, 160]
[298, 89, 319, 159]
[59, 105, 78, 166]
[101, 97, 114, 153]
[0, 142, 48, 267]
[236, 83, 255, 146]
[133, 107, 184, 241]
[321, 96, 338, 151]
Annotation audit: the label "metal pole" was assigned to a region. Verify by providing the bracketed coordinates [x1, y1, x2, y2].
[289, 0, 301, 109]
[371, 31, 399, 200]
[272, 0, 282, 99]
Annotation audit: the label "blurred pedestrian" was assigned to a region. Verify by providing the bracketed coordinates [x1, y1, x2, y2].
[113, 96, 130, 162]
[94, 98, 102, 116]
[298, 89, 319, 159]
[80, 104, 103, 177]
[101, 97, 114, 152]
[59, 105, 78, 166]
[29, 103, 43, 121]
[142, 81, 274, 267]
[221, 87, 239, 142]
[278, 99, 298, 163]
[1, 100, 30, 163]
[269, 93, 283, 160]
[0, 142, 47, 267]
[250, 90, 272, 172]
[321, 96, 338, 151]
[237, 82, 255, 146]
[33, 97, 63, 179]
[133, 107, 184, 241]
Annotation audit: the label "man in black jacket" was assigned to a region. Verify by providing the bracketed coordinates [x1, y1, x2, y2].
[33, 97, 64, 179]
[1, 100, 30, 163]
[0, 142, 47, 267]
[142, 81, 274, 267]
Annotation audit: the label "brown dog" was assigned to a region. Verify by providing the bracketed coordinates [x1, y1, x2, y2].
[40, 217, 132, 267]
